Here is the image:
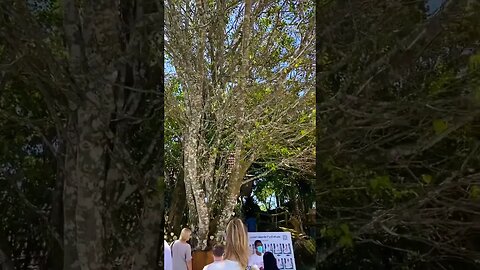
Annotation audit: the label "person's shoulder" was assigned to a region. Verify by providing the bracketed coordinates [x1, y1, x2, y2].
[206, 261, 235, 270]
[222, 260, 243, 269]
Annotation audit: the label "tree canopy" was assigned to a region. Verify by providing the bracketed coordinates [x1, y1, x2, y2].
[316, 0, 480, 268]
[165, 0, 315, 248]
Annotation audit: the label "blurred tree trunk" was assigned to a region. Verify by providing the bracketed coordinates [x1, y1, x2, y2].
[0, 0, 164, 268]
[46, 141, 64, 270]
[0, 232, 14, 270]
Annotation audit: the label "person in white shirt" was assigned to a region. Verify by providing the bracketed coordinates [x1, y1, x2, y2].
[248, 240, 264, 270]
[202, 245, 224, 270]
[164, 240, 173, 270]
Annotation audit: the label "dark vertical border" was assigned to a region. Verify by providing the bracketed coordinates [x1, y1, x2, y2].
[315, 0, 322, 268]
[158, 0, 166, 268]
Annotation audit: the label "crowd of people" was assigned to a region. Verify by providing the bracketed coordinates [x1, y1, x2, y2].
[164, 218, 282, 270]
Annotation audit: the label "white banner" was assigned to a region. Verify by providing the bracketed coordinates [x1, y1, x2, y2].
[248, 232, 296, 270]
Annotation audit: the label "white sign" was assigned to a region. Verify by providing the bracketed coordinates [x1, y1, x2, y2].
[248, 232, 296, 270]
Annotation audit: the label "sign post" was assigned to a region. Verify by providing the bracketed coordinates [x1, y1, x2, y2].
[247, 232, 296, 270]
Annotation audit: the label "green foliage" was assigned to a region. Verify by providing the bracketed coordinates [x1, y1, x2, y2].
[468, 53, 480, 71]
[321, 223, 354, 249]
[338, 224, 354, 248]
[252, 167, 314, 213]
[369, 175, 392, 194]
[317, 1, 480, 269]
[432, 119, 448, 134]
[421, 174, 432, 185]
[470, 185, 480, 200]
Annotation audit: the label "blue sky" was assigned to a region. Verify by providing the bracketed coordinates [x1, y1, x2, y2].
[426, 0, 446, 16]
[164, 0, 309, 84]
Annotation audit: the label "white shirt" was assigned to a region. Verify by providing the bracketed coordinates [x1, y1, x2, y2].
[164, 240, 173, 270]
[203, 259, 258, 270]
[248, 254, 264, 269]
[203, 261, 223, 270]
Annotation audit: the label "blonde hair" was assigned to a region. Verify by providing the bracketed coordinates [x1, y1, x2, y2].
[224, 218, 249, 268]
[179, 228, 192, 242]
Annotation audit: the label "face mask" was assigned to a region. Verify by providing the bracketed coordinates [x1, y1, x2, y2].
[256, 246, 263, 253]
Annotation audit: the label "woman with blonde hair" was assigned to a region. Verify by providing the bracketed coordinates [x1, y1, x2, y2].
[217, 218, 259, 270]
[171, 228, 193, 270]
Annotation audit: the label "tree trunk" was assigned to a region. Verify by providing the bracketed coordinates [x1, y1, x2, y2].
[0, 231, 14, 270]
[291, 193, 305, 234]
[0, 249, 14, 270]
[48, 144, 64, 270]
[215, 0, 253, 241]
[63, 101, 111, 270]
[215, 160, 253, 241]
[167, 174, 187, 235]
[132, 175, 164, 269]
[183, 128, 211, 249]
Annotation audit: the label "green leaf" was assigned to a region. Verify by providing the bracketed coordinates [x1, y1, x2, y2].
[470, 185, 480, 200]
[432, 119, 448, 134]
[421, 174, 432, 184]
[338, 234, 353, 248]
[428, 71, 454, 95]
[474, 86, 480, 103]
[339, 223, 350, 234]
[279, 147, 290, 155]
[468, 53, 480, 71]
[265, 162, 277, 171]
[369, 175, 392, 193]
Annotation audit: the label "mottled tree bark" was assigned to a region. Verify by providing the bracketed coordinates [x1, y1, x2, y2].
[183, 117, 210, 248]
[0, 231, 14, 270]
[47, 143, 65, 270]
[167, 175, 187, 235]
[61, 0, 164, 268]
[216, 0, 253, 241]
[2, 0, 163, 268]
[132, 172, 164, 269]
[215, 160, 253, 241]
[63, 97, 114, 270]
[172, 0, 254, 248]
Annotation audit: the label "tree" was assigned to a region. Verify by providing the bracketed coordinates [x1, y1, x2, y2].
[0, 0, 164, 269]
[165, 0, 315, 248]
[316, 0, 480, 268]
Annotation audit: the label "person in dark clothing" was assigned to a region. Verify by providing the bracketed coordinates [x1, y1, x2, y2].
[263, 252, 279, 270]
